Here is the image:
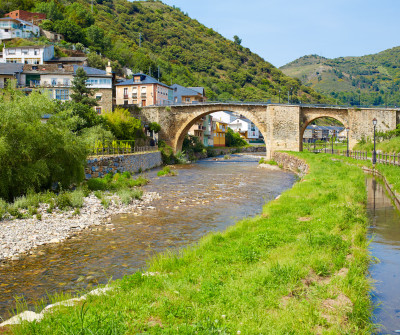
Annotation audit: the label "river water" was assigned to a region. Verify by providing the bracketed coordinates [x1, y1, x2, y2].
[0, 154, 296, 321]
[367, 177, 400, 334]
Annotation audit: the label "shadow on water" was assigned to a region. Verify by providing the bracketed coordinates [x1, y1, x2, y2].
[0, 154, 296, 320]
[367, 177, 400, 334]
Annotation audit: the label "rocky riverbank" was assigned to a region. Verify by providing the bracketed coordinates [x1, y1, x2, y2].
[0, 191, 160, 264]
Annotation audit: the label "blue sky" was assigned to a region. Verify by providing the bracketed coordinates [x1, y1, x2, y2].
[160, 0, 400, 67]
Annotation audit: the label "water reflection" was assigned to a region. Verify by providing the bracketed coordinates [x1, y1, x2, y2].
[0, 154, 296, 320]
[367, 177, 400, 334]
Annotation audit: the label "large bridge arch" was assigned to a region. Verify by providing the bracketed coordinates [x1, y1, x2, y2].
[173, 108, 269, 154]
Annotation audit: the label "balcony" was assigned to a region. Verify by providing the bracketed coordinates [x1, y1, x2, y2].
[141, 94, 147, 98]
[123, 95, 129, 99]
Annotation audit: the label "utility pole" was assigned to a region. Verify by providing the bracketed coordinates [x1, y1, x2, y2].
[139, 32, 142, 48]
[157, 66, 160, 81]
[91, 0, 93, 13]
[287, 90, 289, 104]
[149, 66, 151, 76]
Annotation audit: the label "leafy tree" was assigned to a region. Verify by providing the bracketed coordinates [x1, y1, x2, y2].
[226, 128, 247, 147]
[0, 0, 35, 16]
[53, 20, 85, 43]
[70, 67, 98, 107]
[103, 108, 144, 140]
[85, 26, 111, 52]
[0, 89, 87, 201]
[61, 102, 102, 132]
[87, 52, 106, 70]
[34, 0, 64, 21]
[233, 35, 242, 46]
[65, 2, 95, 27]
[39, 20, 54, 31]
[149, 122, 161, 133]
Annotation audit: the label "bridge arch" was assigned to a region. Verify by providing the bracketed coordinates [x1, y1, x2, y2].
[300, 108, 349, 151]
[173, 108, 268, 154]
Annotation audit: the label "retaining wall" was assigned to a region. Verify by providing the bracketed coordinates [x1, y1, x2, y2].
[85, 152, 162, 179]
[273, 152, 309, 177]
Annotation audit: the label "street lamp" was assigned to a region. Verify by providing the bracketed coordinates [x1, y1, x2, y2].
[346, 127, 350, 157]
[372, 118, 377, 165]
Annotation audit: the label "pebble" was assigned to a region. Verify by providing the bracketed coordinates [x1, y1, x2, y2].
[0, 192, 160, 263]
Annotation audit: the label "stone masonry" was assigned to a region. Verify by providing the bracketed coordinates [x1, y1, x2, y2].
[127, 103, 399, 160]
[85, 152, 162, 179]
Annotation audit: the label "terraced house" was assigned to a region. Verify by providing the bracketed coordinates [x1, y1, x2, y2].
[116, 73, 173, 107]
[22, 63, 113, 113]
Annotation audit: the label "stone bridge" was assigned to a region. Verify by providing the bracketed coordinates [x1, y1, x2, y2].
[127, 103, 400, 159]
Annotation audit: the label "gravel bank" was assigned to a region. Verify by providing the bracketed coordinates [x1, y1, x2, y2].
[0, 191, 160, 263]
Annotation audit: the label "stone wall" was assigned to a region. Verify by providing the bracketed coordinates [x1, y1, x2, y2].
[273, 152, 309, 177]
[85, 152, 162, 179]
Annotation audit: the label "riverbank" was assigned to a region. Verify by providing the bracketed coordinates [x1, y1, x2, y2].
[0, 191, 160, 264]
[3, 152, 375, 334]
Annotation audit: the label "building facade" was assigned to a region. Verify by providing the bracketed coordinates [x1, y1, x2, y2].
[22, 64, 113, 113]
[116, 74, 173, 107]
[4, 10, 46, 23]
[0, 18, 40, 41]
[0, 45, 54, 64]
[172, 84, 206, 104]
[212, 118, 228, 147]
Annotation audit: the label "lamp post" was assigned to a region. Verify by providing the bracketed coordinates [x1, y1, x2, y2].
[331, 134, 334, 154]
[279, 89, 281, 104]
[346, 127, 350, 157]
[372, 118, 377, 165]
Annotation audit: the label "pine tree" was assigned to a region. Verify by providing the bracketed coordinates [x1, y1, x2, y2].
[70, 67, 98, 107]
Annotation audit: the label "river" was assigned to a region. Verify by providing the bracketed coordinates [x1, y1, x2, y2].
[367, 177, 400, 334]
[0, 154, 296, 321]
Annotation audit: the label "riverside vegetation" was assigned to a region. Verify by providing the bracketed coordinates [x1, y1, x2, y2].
[7, 152, 376, 334]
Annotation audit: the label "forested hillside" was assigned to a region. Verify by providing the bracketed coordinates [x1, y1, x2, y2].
[281, 48, 400, 107]
[0, 0, 331, 103]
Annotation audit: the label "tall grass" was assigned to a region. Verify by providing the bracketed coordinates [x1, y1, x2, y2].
[12, 153, 374, 334]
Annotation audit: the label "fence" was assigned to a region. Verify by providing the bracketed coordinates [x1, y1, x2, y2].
[310, 147, 400, 167]
[89, 142, 158, 157]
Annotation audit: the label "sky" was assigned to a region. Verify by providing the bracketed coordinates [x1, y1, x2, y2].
[160, 0, 400, 68]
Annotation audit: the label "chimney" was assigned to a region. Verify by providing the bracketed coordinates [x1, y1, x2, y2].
[106, 61, 112, 76]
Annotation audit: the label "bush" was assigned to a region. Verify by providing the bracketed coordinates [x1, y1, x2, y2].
[55, 192, 72, 210]
[226, 128, 248, 147]
[87, 178, 108, 191]
[70, 189, 84, 208]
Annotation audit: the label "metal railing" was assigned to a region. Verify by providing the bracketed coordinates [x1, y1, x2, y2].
[89, 141, 158, 157]
[310, 147, 400, 167]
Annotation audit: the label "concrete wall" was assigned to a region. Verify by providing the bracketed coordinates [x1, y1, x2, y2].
[85, 152, 162, 179]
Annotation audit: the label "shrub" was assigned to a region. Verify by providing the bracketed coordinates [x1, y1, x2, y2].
[70, 189, 84, 208]
[157, 166, 177, 177]
[0, 199, 7, 220]
[87, 178, 108, 191]
[55, 192, 72, 210]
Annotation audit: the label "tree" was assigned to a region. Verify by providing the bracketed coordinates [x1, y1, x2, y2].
[233, 35, 242, 46]
[70, 67, 98, 107]
[34, 0, 64, 21]
[103, 108, 144, 140]
[85, 26, 111, 53]
[54, 20, 85, 43]
[60, 102, 102, 132]
[226, 128, 247, 147]
[0, 90, 87, 201]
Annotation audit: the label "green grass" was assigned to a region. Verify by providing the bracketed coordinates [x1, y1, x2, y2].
[157, 166, 177, 177]
[354, 137, 400, 154]
[11, 153, 374, 334]
[259, 158, 278, 165]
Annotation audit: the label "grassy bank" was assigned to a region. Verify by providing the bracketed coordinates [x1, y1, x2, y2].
[10, 153, 373, 334]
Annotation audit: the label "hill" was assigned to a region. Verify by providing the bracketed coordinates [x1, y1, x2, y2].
[281, 48, 400, 106]
[0, 0, 331, 104]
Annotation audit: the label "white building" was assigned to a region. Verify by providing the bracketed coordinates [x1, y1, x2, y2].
[210, 111, 238, 124]
[1, 45, 54, 64]
[229, 118, 261, 141]
[0, 18, 40, 41]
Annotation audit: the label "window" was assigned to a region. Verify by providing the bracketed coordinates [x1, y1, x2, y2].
[22, 49, 28, 55]
[32, 65, 38, 70]
[51, 78, 57, 86]
[124, 100, 128, 105]
[95, 94, 102, 101]
[8, 49, 15, 55]
[58, 64, 63, 69]
[95, 107, 102, 114]
[34, 49, 39, 55]
[63, 78, 70, 86]
[55, 89, 69, 100]
[185, 98, 190, 102]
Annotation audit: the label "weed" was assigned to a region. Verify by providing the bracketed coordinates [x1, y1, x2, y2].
[157, 166, 177, 177]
